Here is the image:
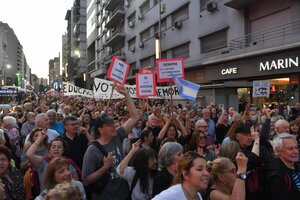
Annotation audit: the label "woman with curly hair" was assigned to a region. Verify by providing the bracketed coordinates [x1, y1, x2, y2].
[117, 140, 158, 200]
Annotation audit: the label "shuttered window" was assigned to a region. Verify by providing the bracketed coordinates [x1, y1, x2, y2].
[201, 29, 227, 53]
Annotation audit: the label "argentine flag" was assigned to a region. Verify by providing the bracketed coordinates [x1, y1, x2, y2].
[171, 74, 200, 101]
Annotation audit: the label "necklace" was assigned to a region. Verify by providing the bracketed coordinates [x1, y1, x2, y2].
[181, 184, 200, 200]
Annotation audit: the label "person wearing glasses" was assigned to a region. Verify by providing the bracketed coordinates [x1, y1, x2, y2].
[189, 131, 217, 162]
[206, 152, 248, 200]
[195, 119, 215, 149]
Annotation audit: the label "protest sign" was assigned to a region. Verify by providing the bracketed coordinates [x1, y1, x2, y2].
[136, 73, 157, 97]
[93, 78, 182, 99]
[253, 80, 270, 97]
[156, 58, 184, 82]
[107, 56, 130, 85]
[63, 82, 94, 98]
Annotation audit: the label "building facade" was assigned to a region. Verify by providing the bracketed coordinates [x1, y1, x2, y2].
[83, 0, 300, 109]
[0, 22, 29, 88]
[64, 0, 87, 88]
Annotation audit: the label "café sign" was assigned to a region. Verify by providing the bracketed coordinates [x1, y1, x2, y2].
[221, 67, 237, 75]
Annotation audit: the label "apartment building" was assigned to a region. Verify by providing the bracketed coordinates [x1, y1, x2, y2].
[65, 0, 87, 88]
[0, 21, 28, 88]
[86, 0, 300, 109]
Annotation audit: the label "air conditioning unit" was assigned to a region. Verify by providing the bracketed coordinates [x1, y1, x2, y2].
[206, 1, 217, 12]
[130, 46, 135, 52]
[125, 0, 130, 7]
[139, 42, 144, 48]
[129, 21, 134, 28]
[138, 14, 144, 20]
[174, 20, 182, 29]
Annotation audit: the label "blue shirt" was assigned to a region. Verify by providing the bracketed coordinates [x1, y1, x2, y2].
[49, 121, 65, 136]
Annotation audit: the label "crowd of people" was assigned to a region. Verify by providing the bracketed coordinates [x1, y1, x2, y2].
[0, 84, 300, 200]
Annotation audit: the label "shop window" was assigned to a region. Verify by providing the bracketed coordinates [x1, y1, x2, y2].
[172, 43, 189, 59]
[200, 29, 227, 53]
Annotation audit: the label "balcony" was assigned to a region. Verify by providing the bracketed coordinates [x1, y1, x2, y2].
[105, 29, 125, 47]
[230, 20, 300, 51]
[104, 0, 123, 11]
[87, 60, 96, 72]
[224, 0, 259, 10]
[105, 7, 125, 29]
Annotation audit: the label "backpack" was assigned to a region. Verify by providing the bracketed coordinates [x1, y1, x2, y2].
[85, 141, 110, 194]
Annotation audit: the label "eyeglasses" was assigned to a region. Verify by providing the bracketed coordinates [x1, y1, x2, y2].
[222, 168, 237, 174]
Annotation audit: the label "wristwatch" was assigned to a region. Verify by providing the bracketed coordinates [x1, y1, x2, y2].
[236, 173, 247, 180]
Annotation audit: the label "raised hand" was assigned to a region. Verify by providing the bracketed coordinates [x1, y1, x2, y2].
[235, 152, 248, 173]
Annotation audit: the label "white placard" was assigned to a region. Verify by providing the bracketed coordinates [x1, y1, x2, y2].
[253, 80, 270, 97]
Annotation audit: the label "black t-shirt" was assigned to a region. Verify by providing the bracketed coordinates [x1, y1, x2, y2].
[63, 133, 88, 169]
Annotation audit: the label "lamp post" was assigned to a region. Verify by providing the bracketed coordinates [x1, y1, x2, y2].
[156, 0, 162, 60]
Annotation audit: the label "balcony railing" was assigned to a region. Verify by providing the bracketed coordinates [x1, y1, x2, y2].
[230, 20, 300, 51]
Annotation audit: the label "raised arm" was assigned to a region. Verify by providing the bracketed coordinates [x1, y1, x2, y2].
[118, 140, 140, 175]
[157, 119, 170, 141]
[116, 85, 140, 135]
[26, 129, 46, 169]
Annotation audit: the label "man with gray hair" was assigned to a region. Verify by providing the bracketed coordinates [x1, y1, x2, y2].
[24, 113, 60, 144]
[275, 119, 290, 135]
[265, 133, 300, 199]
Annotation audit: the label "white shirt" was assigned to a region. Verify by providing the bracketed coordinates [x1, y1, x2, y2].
[152, 184, 203, 200]
[24, 128, 60, 144]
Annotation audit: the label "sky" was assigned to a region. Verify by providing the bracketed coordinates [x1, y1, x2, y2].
[0, 0, 74, 79]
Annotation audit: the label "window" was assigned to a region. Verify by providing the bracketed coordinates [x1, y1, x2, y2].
[172, 5, 189, 23]
[140, 56, 155, 68]
[128, 37, 136, 51]
[140, 28, 151, 42]
[200, 0, 210, 11]
[172, 43, 189, 59]
[140, 0, 150, 14]
[161, 51, 167, 59]
[154, 19, 167, 35]
[128, 12, 135, 23]
[200, 29, 227, 53]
